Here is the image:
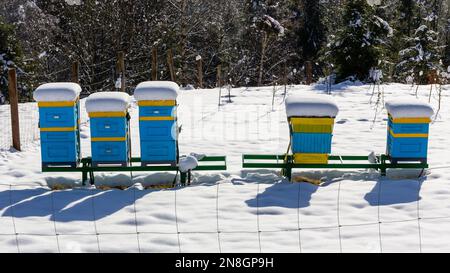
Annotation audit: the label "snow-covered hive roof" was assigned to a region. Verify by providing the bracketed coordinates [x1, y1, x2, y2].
[85, 92, 131, 113]
[285, 94, 339, 118]
[385, 99, 434, 118]
[133, 81, 180, 101]
[33, 82, 82, 102]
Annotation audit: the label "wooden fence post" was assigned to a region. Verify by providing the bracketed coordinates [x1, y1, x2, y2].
[306, 61, 313, 85]
[217, 65, 222, 109]
[118, 51, 126, 92]
[217, 65, 222, 88]
[167, 49, 176, 82]
[152, 47, 158, 81]
[283, 60, 288, 96]
[8, 68, 21, 151]
[71, 61, 79, 84]
[197, 55, 203, 89]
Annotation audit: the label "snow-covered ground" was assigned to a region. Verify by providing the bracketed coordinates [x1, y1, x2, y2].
[1, 83, 450, 253]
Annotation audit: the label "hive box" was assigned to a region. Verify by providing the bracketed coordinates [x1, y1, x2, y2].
[385, 99, 434, 164]
[34, 83, 82, 167]
[134, 81, 179, 165]
[85, 92, 131, 167]
[285, 95, 339, 164]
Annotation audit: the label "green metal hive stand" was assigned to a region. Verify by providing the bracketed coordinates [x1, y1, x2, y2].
[42, 156, 227, 186]
[242, 154, 428, 181]
[38, 82, 227, 187]
[242, 95, 430, 181]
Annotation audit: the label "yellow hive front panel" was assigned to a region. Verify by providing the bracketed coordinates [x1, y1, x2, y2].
[138, 100, 177, 107]
[40, 126, 77, 132]
[388, 129, 428, 138]
[91, 137, 127, 142]
[88, 111, 127, 118]
[38, 100, 78, 107]
[388, 115, 431, 124]
[290, 117, 335, 133]
[292, 124, 334, 133]
[293, 153, 329, 164]
[290, 117, 335, 125]
[139, 116, 176, 121]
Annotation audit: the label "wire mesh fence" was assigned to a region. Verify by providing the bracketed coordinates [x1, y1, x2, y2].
[0, 103, 39, 151]
[0, 177, 447, 253]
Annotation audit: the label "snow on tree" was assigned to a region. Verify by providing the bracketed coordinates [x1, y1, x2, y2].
[326, 0, 392, 81]
[0, 0, 448, 93]
[291, 0, 328, 82]
[395, 0, 444, 84]
[445, 17, 450, 68]
[260, 15, 285, 35]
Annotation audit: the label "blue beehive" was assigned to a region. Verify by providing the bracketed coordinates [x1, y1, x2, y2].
[134, 81, 179, 166]
[85, 92, 131, 167]
[285, 95, 339, 164]
[385, 99, 434, 163]
[34, 83, 82, 167]
[292, 132, 333, 154]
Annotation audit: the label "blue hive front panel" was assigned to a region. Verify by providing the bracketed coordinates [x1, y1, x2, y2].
[139, 106, 176, 117]
[90, 117, 128, 138]
[141, 141, 177, 163]
[139, 120, 177, 141]
[91, 141, 129, 163]
[291, 132, 332, 154]
[388, 120, 429, 134]
[387, 134, 428, 159]
[40, 131, 77, 143]
[41, 140, 78, 165]
[39, 106, 78, 128]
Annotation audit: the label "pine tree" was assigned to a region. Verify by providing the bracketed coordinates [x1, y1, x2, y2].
[327, 0, 392, 81]
[398, 0, 421, 36]
[395, 1, 444, 83]
[297, 0, 326, 63]
[286, 0, 327, 81]
[443, 8, 450, 69]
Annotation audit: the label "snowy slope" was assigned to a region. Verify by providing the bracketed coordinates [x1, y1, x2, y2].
[1, 83, 450, 253]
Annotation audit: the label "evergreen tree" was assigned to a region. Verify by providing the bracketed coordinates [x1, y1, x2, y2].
[297, 0, 326, 62]
[443, 6, 450, 69]
[397, 24, 442, 84]
[396, 1, 444, 83]
[445, 20, 450, 68]
[327, 0, 392, 81]
[287, 0, 327, 81]
[398, 0, 421, 36]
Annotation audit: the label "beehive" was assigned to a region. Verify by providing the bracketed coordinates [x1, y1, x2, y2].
[134, 81, 179, 165]
[385, 99, 434, 163]
[285, 95, 339, 164]
[85, 92, 131, 167]
[34, 83, 82, 167]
